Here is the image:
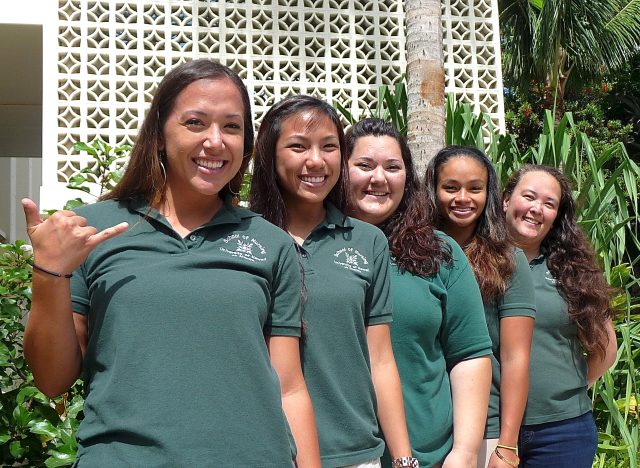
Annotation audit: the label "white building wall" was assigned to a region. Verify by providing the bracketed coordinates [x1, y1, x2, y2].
[6, 0, 505, 214]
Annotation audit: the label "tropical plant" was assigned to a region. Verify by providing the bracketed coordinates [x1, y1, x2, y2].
[336, 78, 408, 136]
[64, 139, 130, 210]
[499, 0, 640, 116]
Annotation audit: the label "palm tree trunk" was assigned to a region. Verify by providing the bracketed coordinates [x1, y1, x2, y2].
[405, 0, 445, 177]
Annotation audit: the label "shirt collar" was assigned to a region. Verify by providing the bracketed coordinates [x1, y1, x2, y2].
[321, 202, 352, 230]
[127, 194, 259, 229]
[529, 247, 547, 265]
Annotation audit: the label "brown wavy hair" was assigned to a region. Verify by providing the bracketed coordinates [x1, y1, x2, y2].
[249, 95, 350, 230]
[503, 164, 615, 355]
[425, 146, 515, 302]
[346, 118, 451, 277]
[102, 59, 254, 205]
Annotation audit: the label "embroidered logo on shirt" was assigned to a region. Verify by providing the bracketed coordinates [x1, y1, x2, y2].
[545, 270, 558, 284]
[333, 247, 369, 273]
[220, 234, 267, 262]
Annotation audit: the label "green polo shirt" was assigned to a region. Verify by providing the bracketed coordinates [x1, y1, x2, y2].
[298, 203, 392, 468]
[384, 232, 492, 467]
[70, 198, 302, 467]
[484, 248, 536, 438]
[523, 254, 592, 425]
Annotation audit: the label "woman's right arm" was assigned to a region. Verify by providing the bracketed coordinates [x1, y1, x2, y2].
[21, 198, 128, 397]
[24, 274, 86, 397]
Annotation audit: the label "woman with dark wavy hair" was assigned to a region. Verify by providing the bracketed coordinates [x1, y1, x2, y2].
[347, 119, 493, 467]
[425, 146, 536, 468]
[250, 99, 416, 468]
[502, 164, 617, 467]
[22, 59, 320, 466]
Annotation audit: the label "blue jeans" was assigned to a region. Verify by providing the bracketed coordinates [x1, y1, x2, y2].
[518, 412, 597, 467]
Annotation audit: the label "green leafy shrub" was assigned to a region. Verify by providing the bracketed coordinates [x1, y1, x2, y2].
[0, 241, 83, 467]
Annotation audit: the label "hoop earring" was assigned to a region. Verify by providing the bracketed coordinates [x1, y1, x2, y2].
[228, 182, 241, 208]
[159, 155, 167, 187]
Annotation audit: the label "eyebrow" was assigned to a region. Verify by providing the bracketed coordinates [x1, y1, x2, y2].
[283, 133, 339, 141]
[180, 110, 243, 119]
[522, 188, 558, 202]
[441, 178, 486, 184]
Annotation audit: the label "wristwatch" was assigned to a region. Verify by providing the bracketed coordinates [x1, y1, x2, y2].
[391, 456, 419, 468]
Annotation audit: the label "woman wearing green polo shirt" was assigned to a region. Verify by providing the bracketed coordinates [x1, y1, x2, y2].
[425, 146, 536, 468]
[502, 165, 617, 467]
[21, 60, 320, 467]
[346, 119, 493, 467]
[250, 98, 417, 468]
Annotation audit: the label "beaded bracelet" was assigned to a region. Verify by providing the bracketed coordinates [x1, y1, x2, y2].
[32, 263, 73, 278]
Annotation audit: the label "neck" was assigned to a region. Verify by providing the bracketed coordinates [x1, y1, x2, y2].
[443, 222, 476, 249]
[285, 199, 326, 245]
[521, 244, 541, 263]
[159, 186, 223, 237]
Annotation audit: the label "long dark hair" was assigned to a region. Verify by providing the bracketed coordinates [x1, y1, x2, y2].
[346, 118, 450, 277]
[249, 95, 350, 230]
[103, 59, 254, 205]
[425, 145, 515, 302]
[503, 164, 614, 355]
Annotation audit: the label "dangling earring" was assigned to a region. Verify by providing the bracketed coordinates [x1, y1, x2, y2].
[228, 182, 241, 208]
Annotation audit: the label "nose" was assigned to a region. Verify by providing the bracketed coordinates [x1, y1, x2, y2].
[529, 200, 542, 214]
[370, 166, 386, 184]
[305, 146, 324, 168]
[203, 125, 223, 151]
[455, 188, 470, 202]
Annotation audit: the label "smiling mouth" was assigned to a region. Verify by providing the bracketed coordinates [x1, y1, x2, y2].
[523, 216, 541, 226]
[365, 190, 389, 197]
[299, 175, 326, 184]
[451, 207, 474, 213]
[194, 158, 224, 170]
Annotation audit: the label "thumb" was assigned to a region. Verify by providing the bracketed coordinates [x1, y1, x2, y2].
[22, 198, 43, 229]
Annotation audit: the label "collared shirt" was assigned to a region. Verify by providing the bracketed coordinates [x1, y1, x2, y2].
[71, 198, 301, 467]
[523, 253, 592, 425]
[386, 232, 492, 466]
[298, 203, 392, 467]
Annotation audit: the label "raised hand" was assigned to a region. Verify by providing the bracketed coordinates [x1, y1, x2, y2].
[22, 198, 128, 276]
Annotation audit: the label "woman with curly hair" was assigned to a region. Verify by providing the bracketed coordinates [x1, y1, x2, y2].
[425, 146, 536, 468]
[250, 100, 416, 468]
[502, 164, 617, 467]
[347, 119, 492, 467]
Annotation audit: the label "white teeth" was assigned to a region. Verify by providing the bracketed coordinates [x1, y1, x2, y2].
[194, 158, 223, 169]
[300, 176, 325, 183]
[366, 191, 388, 196]
[523, 217, 541, 225]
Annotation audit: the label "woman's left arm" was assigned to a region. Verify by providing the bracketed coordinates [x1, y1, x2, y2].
[587, 320, 618, 386]
[367, 323, 413, 460]
[267, 335, 321, 468]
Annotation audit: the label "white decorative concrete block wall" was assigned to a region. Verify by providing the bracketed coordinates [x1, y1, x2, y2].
[42, 0, 504, 207]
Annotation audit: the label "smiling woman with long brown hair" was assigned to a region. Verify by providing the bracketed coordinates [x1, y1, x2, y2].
[21, 59, 319, 467]
[250, 99, 416, 468]
[502, 164, 617, 467]
[425, 146, 536, 468]
[347, 120, 492, 467]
